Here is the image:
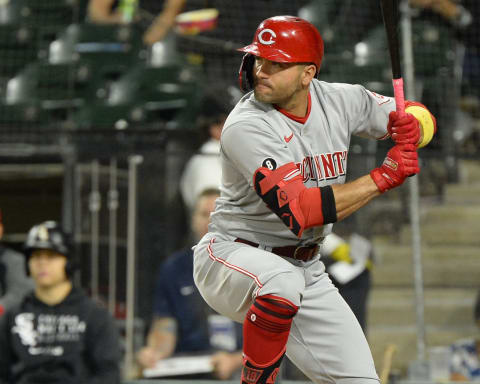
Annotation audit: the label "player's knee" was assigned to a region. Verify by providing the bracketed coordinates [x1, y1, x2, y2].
[262, 270, 305, 307]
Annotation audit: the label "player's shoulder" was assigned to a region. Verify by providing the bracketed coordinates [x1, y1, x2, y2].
[223, 92, 272, 130]
[311, 78, 365, 97]
[221, 92, 278, 142]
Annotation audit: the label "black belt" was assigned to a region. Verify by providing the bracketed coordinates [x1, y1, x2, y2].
[234, 238, 318, 262]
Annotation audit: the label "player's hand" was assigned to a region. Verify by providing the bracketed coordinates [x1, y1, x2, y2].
[370, 144, 420, 193]
[211, 351, 243, 380]
[136, 346, 161, 368]
[387, 111, 420, 146]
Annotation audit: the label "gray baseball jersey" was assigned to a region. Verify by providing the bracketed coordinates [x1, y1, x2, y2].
[194, 80, 395, 384]
[209, 79, 393, 246]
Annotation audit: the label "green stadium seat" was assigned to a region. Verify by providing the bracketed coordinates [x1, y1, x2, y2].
[0, 17, 38, 78]
[0, 102, 61, 127]
[49, 23, 144, 84]
[4, 60, 113, 127]
[0, 0, 21, 24]
[14, 0, 76, 28]
[297, 0, 338, 35]
[411, 20, 455, 77]
[50, 23, 143, 81]
[70, 63, 205, 130]
[68, 104, 140, 130]
[110, 64, 203, 122]
[319, 24, 392, 95]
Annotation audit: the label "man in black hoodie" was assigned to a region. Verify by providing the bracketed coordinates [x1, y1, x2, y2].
[0, 221, 121, 384]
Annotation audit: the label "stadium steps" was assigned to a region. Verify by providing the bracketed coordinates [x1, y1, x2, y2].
[368, 158, 480, 376]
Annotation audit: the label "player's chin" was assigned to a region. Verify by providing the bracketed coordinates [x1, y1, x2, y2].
[254, 87, 273, 102]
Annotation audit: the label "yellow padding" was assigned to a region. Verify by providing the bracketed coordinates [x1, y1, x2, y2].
[331, 244, 352, 263]
[405, 105, 435, 148]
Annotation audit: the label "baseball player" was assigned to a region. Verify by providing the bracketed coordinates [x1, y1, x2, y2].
[193, 16, 436, 384]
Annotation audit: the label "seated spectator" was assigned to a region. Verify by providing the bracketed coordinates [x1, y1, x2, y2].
[137, 189, 243, 380]
[0, 221, 121, 384]
[180, 88, 237, 212]
[0, 209, 33, 316]
[87, 0, 186, 45]
[450, 288, 480, 381]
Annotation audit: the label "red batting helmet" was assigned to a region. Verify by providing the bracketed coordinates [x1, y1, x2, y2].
[238, 15, 324, 91]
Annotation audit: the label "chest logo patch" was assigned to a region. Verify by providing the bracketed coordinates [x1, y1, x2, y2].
[284, 132, 294, 143]
[258, 29, 276, 45]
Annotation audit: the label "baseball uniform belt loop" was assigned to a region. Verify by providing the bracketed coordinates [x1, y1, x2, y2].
[234, 238, 318, 262]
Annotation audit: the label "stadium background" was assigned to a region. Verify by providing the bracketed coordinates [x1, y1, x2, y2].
[0, 0, 479, 381]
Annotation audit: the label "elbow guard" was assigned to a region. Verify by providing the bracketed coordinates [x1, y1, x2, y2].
[253, 163, 337, 237]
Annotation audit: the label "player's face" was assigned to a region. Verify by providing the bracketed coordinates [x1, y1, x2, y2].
[29, 249, 68, 288]
[253, 57, 309, 108]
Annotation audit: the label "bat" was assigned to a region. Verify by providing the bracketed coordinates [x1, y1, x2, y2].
[380, 0, 405, 116]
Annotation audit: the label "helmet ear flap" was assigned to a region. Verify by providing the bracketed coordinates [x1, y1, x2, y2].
[238, 54, 256, 92]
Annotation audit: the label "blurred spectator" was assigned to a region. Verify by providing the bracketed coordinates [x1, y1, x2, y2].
[0, 209, 33, 317]
[87, 0, 186, 45]
[322, 232, 374, 332]
[283, 231, 374, 381]
[449, 288, 480, 382]
[409, 0, 479, 101]
[409, 0, 473, 28]
[137, 189, 243, 380]
[0, 221, 121, 384]
[180, 87, 238, 212]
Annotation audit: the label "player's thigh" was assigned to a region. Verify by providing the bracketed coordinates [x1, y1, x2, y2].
[193, 233, 305, 323]
[286, 263, 379, 384]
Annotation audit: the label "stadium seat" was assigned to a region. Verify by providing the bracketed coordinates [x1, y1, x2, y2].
[297, 0, 338, 41]
[68, 104, 141, 130]
[49, 23, 143, 81]
[13, 0, 76, 28]
[0, 102, 61, 127]
[411, 20, 455, 77]
[111, 64, 203, 120]
[4, 59, 114, 127]
[0, 6, 38, 79]
[71, 62, 205, 130]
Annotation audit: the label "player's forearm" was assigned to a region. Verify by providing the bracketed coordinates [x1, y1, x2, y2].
[332, 175, 381, 221]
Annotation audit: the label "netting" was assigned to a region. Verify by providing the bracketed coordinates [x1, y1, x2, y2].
[0, 0, 478, 153]
[1, 1, 479, 379]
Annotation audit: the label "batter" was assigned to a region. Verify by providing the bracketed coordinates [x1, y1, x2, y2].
[193, 15, 435, 384]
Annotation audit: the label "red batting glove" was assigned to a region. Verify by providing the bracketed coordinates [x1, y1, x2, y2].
[387, 111, 420, 145]
[370, 144, 420, 193]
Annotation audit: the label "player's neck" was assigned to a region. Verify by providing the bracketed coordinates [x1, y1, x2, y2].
[276, 88, 309, 115]
[274, 91, 311, 123]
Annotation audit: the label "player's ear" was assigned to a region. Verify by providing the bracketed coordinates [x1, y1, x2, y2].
[301, 64, 316, 87]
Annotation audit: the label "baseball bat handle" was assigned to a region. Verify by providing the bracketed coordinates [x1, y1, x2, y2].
[393, 77, 405, 116]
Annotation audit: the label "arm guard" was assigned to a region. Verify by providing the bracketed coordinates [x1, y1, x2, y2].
[253, 163, 337, 237]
